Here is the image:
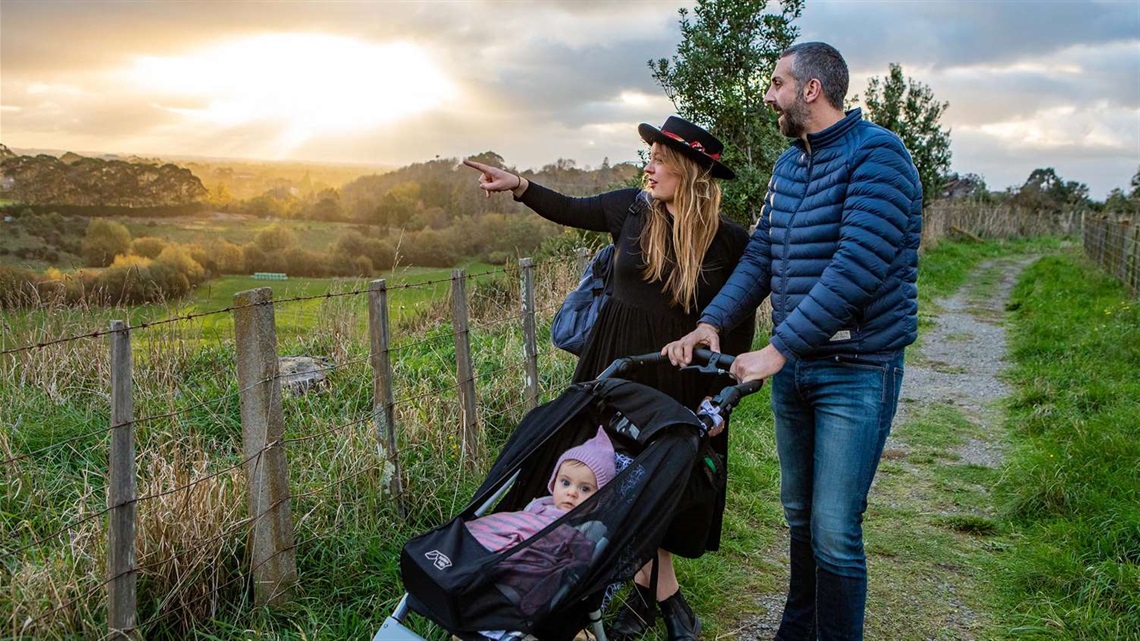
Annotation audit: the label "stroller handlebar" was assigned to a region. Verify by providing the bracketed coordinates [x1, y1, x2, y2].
[597, 348, 733, 380]
[596, 349, 764, 419]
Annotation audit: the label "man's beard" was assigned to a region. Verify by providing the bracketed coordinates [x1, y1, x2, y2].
[777, 96, 809, 138]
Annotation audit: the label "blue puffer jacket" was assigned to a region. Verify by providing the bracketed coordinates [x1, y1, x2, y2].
[701, 109, 923, 361]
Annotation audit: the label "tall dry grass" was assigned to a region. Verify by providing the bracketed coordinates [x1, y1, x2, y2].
[922, 200, 1082, 250]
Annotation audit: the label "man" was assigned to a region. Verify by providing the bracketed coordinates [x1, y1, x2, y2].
[665, 42, 922, 640]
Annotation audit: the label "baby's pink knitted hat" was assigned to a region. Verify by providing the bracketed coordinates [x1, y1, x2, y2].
[548, 426, 616, 492]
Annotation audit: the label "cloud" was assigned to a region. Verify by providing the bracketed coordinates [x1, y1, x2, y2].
[799, 0, 1139, 72]
[3, 0, 1136, 198]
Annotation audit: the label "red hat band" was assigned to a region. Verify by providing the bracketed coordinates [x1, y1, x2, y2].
[661, 130, 722, 161]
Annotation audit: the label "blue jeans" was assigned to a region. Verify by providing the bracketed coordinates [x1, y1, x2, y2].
[771, 353, 904, 641]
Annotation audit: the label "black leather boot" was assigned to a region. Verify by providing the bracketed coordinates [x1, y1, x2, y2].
[606, 582, 656, 641]
[659, 590, 701, 641]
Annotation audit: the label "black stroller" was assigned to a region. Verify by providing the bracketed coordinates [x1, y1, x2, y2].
[375, 351, 763, 641]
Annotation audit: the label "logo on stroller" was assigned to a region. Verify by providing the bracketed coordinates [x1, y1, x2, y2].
[424, 550, 452, 571]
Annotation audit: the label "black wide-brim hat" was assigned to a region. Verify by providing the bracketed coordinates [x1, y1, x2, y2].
[638, 115, 735, 180]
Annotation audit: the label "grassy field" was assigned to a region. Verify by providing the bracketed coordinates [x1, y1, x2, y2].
[4, 237, 1136, 639]
[121, 214, 380, 250]
[0, 262, 497, 353]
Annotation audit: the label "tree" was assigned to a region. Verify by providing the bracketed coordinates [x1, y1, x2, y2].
[310, 188, 344, 221]
[1013, 167, 1090, 212]
[650, 0, 803, 225]
[862, 63, 951, 209]
[81, 219, 132, 267]
[942, 172, 988, 201]
[1103, 188, 1137, 215]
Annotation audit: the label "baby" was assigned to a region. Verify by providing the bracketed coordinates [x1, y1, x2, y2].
[464, 427, 616, 622]
[466, 426, 616, 552]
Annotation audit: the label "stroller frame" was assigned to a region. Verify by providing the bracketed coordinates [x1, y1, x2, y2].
[374, 350, 761, 641]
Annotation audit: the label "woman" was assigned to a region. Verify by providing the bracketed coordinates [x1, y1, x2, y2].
[463, 116, 754, 641]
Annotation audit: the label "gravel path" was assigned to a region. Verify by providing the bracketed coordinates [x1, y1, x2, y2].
[728, 257, 1033, 639]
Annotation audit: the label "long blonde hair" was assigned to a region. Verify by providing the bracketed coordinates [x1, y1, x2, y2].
[639, 143, 722, 313]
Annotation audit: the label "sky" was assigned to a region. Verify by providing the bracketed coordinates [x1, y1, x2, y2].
[1, 0, 1138, 198]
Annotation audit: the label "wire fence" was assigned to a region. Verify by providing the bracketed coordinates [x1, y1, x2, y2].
[1084, 215, 1139, 296]
[1, 253, 582, 639]
[920, 200, 1083, 249]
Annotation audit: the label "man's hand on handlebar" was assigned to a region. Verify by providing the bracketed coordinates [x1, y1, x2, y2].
[663, 323, 721, 367]
[729, 344, 787, 383]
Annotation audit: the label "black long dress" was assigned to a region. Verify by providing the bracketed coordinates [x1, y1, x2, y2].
[519, 182, 755, 556]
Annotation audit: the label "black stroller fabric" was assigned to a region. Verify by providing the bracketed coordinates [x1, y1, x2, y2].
[400, 378, 707, 640]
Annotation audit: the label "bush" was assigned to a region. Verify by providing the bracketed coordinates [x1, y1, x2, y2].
[131, 236, 168, 259]
[94, 255, 152, 305]
[351, 255, 374, 277]
[156, 245, 206, 285]
[366, 238, 397, 272]
[241, 244, 268, 273]
[401, 228, 458, 267]
[207, 240, 245, 274]
[281, 246, 326, 277]
[81, 219, 132, 267]
[254, 224, 298, 254]
[185, 243, 217, 277]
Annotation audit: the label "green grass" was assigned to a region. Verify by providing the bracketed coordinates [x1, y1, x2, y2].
[994, 251, 1140, 639]
[908, 236, 1065, 363]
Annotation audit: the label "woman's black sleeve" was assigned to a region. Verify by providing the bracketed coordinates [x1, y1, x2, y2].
[517, 182, 641, 237]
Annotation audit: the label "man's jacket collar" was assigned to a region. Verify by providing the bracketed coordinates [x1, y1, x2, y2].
[795, 108, 863, 152]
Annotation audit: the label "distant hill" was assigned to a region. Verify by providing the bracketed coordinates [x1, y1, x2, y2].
[0, 150, 207, 207]
[335, 152, 641, 225]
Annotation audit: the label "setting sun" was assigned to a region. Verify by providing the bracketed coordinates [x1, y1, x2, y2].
[125, 33, 456, 152]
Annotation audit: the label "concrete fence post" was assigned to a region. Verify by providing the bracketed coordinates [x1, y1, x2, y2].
[233, 287, 297, 606]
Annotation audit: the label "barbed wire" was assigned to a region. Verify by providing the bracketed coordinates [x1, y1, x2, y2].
[283, 414, 372, 446]
[17, 567, 110, 637]
[1, 442, 268, 561]
[6, 250, 588, 637]
[1, 370, 274, 467]
[1, 501, 110, 561]
[1, 253, 582, 356]
[133, 513, 252, 574]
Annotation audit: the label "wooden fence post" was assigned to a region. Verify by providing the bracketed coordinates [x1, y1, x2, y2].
[368, 279, 404, 517]
[451, 270, 479, 464]
[233, 287, 297, 606]
[519, 258, 539, 410]
[107, 320, 137, 640]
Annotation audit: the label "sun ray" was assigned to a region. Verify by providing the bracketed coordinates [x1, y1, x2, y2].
[125, 33, 456, 153]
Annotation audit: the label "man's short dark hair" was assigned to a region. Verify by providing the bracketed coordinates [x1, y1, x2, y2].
[781, 42, 849, 110]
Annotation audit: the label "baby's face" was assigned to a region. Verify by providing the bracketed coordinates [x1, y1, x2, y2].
[551, 460, 599, 511]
